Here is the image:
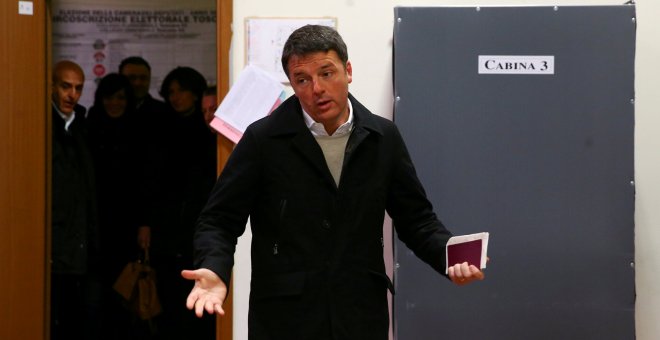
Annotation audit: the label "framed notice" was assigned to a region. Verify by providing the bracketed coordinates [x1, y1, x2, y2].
[245, 17, 337, 83]
[52, 5, 217, 108]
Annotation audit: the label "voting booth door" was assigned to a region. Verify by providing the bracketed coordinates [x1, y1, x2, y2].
[393, 6, 635, 340]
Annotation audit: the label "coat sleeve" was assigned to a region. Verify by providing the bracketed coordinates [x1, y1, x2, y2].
[385, 124, 453, 276]
[193, 127, 263, 285]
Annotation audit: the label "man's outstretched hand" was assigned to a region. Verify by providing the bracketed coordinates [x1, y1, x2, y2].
[181, 268, 227, 317]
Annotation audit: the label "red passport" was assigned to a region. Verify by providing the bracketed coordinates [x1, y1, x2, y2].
[445, 232, 489, 274]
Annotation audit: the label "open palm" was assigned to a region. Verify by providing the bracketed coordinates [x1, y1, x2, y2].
[181, 268, 227, 317]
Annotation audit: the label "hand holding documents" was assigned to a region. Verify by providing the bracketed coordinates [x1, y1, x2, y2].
[445, 232, 489, 274]
[210, 65, 285, 143]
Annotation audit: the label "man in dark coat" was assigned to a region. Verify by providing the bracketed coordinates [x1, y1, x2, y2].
[118, 56, 169, 123]
[183, 25, 485, 339]
[51, 60, 101, 340]
[118, 56, 172, 251]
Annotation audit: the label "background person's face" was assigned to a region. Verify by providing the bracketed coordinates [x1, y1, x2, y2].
[102, 89, 128, 118]
[52, 69, 84, 115]
[287, 50, 352, 135]
[121, 64, 151, 100]
[168, 80, 197, 115]
[201, 94, 218, 125]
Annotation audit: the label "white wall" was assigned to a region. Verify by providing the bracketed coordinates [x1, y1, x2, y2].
[232, 1, 660, 339]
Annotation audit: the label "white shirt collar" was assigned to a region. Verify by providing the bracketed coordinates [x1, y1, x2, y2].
[53, 102, 76, 131]
[302, 99, 353, 137]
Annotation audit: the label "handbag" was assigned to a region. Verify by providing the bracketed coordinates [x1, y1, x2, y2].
[113, 248, 162, 320]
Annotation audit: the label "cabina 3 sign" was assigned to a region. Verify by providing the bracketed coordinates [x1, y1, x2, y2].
[478, 55, 554, 75]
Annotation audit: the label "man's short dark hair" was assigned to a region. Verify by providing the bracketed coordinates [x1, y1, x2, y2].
[119, 56, 151, 73]
[281, 25, 348, 78]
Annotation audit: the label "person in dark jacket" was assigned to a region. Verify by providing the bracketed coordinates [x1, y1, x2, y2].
[150, 66, 217, 339]
[87, 73, 150, 339]
[182, 25, 485, 339]
[87, 73, 141, 278]
[118, 56, 172, 253]
[51, 60, 101, 340]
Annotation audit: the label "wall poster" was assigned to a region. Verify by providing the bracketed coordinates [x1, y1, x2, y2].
[52, 5, 217, 108]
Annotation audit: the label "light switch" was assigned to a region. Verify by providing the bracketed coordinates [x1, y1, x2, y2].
[19, 1, 33, 16]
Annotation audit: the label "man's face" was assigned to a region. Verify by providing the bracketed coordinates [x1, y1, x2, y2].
[287, 50, 352, 135]
[202, 94, 218, 125]
[121, 63, 151, 100]
[52, 69, 84, 115]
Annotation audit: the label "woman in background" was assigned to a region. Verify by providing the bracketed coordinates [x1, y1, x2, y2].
[149, 66, 217, 339]
[87, 73, 148, 339]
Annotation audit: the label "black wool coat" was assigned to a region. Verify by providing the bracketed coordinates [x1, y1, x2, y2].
[51, 105, 99, 275]
[194, 94, 452, 340]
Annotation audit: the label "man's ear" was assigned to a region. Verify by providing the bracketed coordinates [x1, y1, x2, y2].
[346, 61, 353, 84]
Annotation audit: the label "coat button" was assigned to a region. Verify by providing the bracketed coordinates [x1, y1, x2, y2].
[321, 220, 331, 230]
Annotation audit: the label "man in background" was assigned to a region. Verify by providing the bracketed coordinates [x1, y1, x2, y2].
[51, 60, 101, 340]
[118, 56, 171, 253]
[118, 56, 168, 119]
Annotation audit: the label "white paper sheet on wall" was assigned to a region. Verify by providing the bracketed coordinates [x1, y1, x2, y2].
[210, 65, 285, 143]
[246, 17, 337, 83]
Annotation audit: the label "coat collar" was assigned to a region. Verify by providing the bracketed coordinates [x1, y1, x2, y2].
[267, 93, 384, 138]
[266, 93, 383, 189]
[52, 104, 86, 133]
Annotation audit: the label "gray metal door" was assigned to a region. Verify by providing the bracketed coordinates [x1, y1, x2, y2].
[393, 6, 636, 339]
